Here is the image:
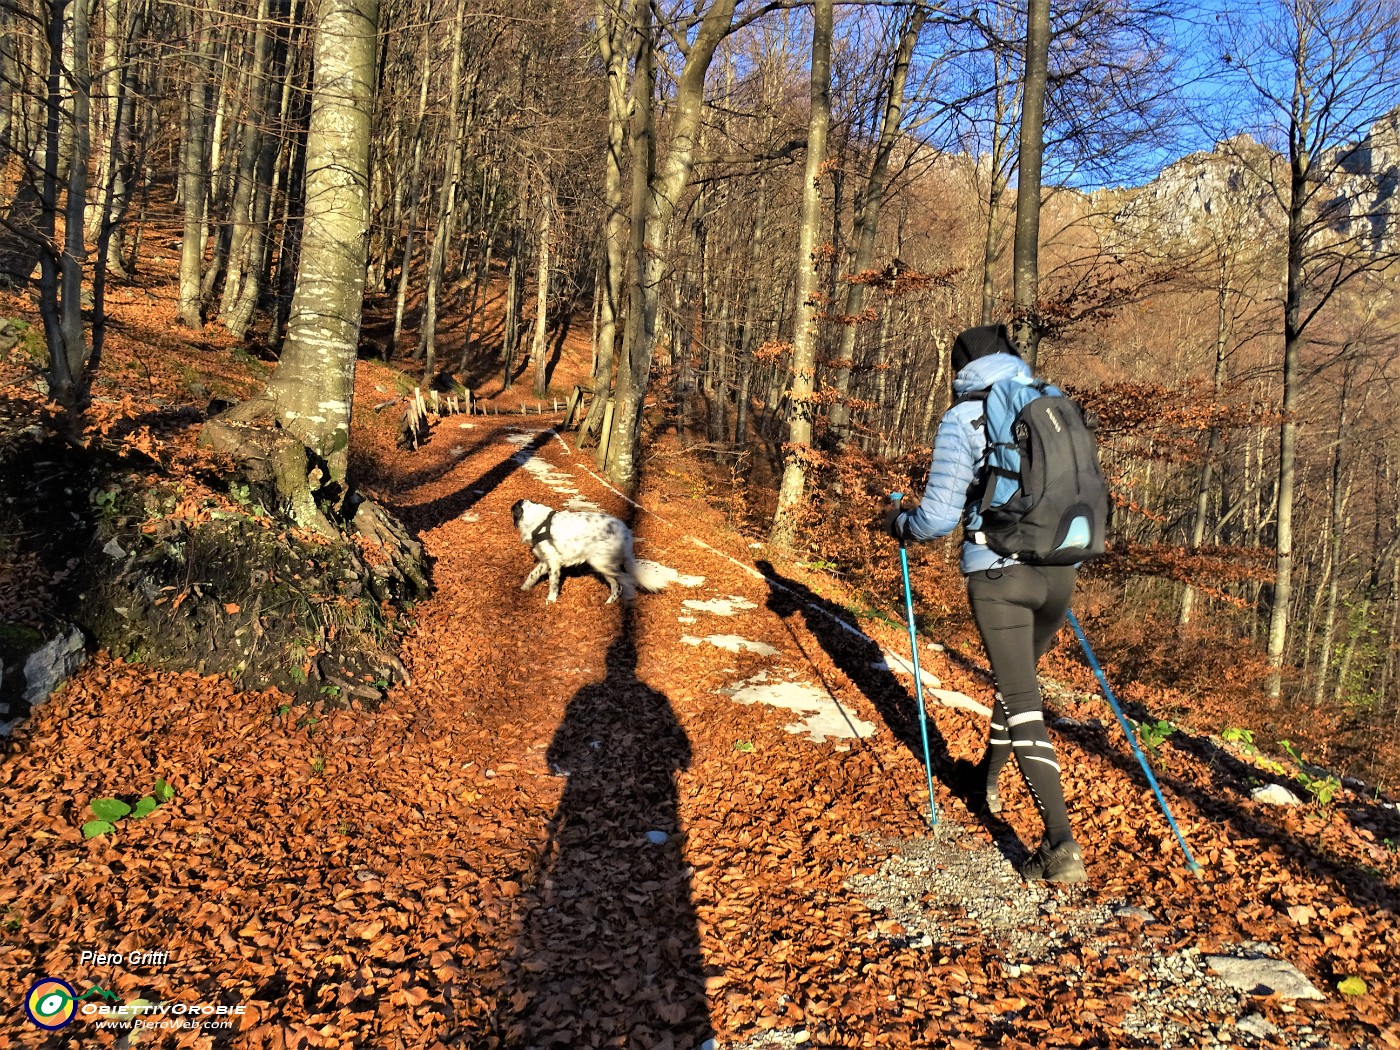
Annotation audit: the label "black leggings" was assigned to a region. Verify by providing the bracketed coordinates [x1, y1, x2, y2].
[967, 564, 1077, 844]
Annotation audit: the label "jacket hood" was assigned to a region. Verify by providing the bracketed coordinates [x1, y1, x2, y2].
[951, 351, 1031, 396]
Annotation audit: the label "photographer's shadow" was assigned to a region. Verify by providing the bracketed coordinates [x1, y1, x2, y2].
[500, 608, 714, 1046]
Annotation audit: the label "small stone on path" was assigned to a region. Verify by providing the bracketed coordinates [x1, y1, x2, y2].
[1205, 955, 1325, 1000]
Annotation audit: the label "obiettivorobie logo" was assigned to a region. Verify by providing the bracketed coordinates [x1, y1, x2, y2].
[24, 978, 118, 1030]
[23, 977, 244, 1032]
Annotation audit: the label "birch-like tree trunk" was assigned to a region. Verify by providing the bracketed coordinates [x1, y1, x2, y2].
[417, 0, 466, 381]
[36, 0, 93, 431]
[579, 0, 634, 447]
[265, 0, 376, 477]
[1011, 0, 1049, 364]
[827, 3, 926, 443]
[769, 0, 832, 548]
[225, 0, 296, 339]
[203, 0, 378, 533]
[1312, 414, 1351, 703]
[530, 182, 553, 396]
[178, 0, 214, 327]
[1180, 246, 1234, 625]
[604, 0, 739, 491]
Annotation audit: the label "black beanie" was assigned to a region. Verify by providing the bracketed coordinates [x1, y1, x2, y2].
[951, 323, 1021, 374]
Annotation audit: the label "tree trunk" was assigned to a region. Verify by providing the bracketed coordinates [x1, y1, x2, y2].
[980, 50, 1017, 324]
[270, 24, 311, 350]
[579, 0, 635, 448]
[1313, 366, 1359, 703]
[1180, 255, 1232, 625]
[205, 0, 379, 532]
[218, 0, 274, 320]
[1267, 63, 1312, 697]
[530, 183, 553, 396]
[225, 0, 295, 340]
[604, 0, 738, 491]
[178, 0, 214, 327]
[1011, 0, 1050, 364]
[769, 0, 833, 548]
[36, 0, 93, 430]
[416, 0, 466, 381]
[827, 4, 926, 443]
[501, 209, 525, 390]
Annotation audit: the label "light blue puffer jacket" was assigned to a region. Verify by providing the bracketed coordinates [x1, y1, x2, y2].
[895, 351, 1034, 574]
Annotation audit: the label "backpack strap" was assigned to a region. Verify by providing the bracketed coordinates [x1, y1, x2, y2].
[952, 387, 990, 429]
[969, 377, 1050, 515]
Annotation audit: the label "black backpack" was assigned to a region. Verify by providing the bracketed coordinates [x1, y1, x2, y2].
[965, 376, 1110, 565]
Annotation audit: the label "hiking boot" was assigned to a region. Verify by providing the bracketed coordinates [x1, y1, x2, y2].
[1020, 838, 1086, 884]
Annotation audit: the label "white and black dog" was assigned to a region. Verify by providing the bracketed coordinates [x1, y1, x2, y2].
[511, 499, 664, 604]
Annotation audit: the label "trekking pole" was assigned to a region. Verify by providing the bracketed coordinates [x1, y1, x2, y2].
[890, 493, 939, 828]
[1066, 609, 1204, 878]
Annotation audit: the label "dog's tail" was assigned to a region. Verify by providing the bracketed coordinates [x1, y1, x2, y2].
[629, 556, 671, 595]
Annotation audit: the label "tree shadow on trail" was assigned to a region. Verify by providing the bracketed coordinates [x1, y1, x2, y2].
[497, 607, 715, 1048]
[754, 560, 958, 780]
[397, 428, 554, 533]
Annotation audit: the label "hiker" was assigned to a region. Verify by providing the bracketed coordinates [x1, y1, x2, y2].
[882, 323, 1087, 884]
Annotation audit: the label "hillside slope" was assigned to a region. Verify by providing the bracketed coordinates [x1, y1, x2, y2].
[2, 373, 1398, 1046]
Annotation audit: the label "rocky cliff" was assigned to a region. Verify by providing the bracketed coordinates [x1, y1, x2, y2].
[1107, 107, 1400, 254]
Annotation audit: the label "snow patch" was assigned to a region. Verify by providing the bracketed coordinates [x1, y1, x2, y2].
[638, 561, 705, 588]
[505, 431, 600, 509]
[681, 635, 780, 657]
[683, 596, 757, 617]
[722, 674, 876, 743]
[879, 650, 991, 717]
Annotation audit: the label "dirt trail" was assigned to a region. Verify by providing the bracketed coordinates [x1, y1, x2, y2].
[2, 403, 1398, 1049]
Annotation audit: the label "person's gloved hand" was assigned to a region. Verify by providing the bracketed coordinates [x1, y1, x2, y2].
[882, 503, 906, 540]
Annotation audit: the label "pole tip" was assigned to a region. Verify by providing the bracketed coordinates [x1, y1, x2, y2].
[890, 491, 904, 502]
[1187, 860, 1205, 879]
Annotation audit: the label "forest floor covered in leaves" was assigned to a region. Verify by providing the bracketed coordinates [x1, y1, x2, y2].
[0, 277, 1398, 1048]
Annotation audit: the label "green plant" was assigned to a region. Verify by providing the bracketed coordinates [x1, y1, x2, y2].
[847, 601, 902, 629]
[1135, 718, 1177, 756]
[733, 740, 755, 754]
[92, 488, 120, 519]
[310, 755, 326, 775]
[1222, 726, 1255, 749]
[231, 346, 270, 375]
[3, 906, 21, 932]
[288, 665, 308, 685]
[1279, 740, 1342, 809]
[81, 778, 175, 838]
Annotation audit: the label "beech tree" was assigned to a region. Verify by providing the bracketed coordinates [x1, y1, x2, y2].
[770, 0, 833, 548]
[1010, 0, 1048, 361]
[203, 0, 379, 531]
[602, 0, 741, 491]
[1213, 0, 1400, 695]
